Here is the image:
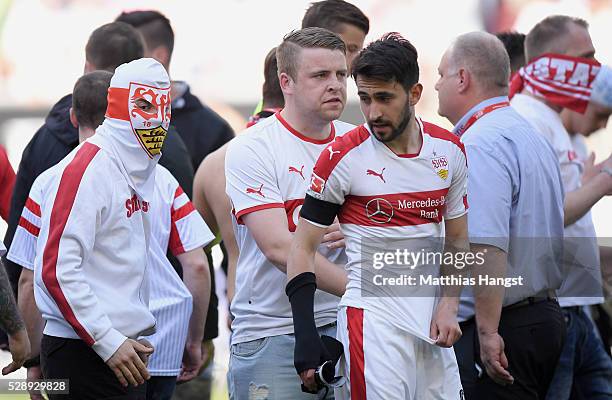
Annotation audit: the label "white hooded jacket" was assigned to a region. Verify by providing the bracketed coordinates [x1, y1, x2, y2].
[34, 58, 171, 361]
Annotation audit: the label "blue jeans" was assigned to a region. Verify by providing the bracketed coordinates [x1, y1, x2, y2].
[228, 323, 336, 400]
[546, 306, 612, 400]
[146, 376, 176, 400]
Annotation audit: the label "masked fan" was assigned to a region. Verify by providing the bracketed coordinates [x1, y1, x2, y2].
[33, 58, 170, 400]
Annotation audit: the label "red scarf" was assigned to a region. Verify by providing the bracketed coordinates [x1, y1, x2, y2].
[509, 53, 600, 113]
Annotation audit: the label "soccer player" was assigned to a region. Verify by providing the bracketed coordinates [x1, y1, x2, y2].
[28, 58, 170, 399]
[287, 33, 468, 399]
[225, 27, 351, 399]
[436, 31, 566, 399]
[509, 16, 612, 399]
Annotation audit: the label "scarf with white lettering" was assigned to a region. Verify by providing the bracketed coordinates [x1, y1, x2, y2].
[591, 65, 612, 109]
[509, 53, 601, 113]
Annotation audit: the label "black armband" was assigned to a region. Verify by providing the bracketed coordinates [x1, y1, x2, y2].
[300, 195, 340, 227]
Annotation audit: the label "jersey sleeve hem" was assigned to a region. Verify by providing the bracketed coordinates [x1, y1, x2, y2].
[234, 203, 284, 223]
[170, 233, 216, 256]
[469, 237, 509, 253]
[6, 253, 34, 270]
[445, 209, 468, 220]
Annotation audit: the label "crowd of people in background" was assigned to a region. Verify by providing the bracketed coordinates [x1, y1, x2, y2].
[0, 1, 610, 399]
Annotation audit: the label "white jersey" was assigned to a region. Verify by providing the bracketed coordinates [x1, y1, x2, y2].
[9, 164, 214, 373]
[225, 113, 354, 344]
[511, 94, 603, 307]
[143, 166, 214, 375]
[303, 120, 468, 342]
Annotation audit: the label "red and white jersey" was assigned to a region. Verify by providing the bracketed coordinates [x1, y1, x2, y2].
[225, 112, 354, 344]
[8, 164, 213, 373]
[303, 120, 468, 342]
[7, 167, 53, 271]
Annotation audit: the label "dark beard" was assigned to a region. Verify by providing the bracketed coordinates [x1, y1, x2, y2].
[368, 103, 413, 143]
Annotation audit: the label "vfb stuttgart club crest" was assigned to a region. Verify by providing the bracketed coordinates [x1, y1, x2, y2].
[431, 156, 449, 181]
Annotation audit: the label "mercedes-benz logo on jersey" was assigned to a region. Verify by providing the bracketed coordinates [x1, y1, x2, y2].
[365, 198, 394, 224]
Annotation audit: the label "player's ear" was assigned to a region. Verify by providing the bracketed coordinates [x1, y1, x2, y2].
[409, 83, 423, 107]
[151, 46, 171, 69]
[279, 72, 295, 95]
[83, 60, 94, 74]
[69, 107, 78, 129]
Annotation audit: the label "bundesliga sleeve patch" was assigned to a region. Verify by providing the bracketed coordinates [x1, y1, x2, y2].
[309, 173, 326, 197]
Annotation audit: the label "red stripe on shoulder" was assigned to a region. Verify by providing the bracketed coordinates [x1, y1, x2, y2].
[422, 121, 466, 158]
[312, 126, 370, 181]
[42, 142, 100, 346]
[25, 197, 41, 217]
[172, 201, 196, 222]
[174, 186, 185, 199]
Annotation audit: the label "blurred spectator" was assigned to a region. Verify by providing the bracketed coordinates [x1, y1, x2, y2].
[562, 65, 612, 141]
[510, 15, 612, 400]
[0, 146, 15, 223]
[301, 0, 370, 68]
[495, 31, 526, 77]
[247, 47, 284, 128]
[116, 10, 235, 172]
[561, 65, 612, 360]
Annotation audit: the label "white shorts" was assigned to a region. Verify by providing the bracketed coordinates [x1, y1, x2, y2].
[335, 306, 463, 400]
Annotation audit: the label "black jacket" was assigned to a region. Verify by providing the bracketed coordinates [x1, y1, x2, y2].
[171, 83, 235, 170]
[2, 93, 194, 293]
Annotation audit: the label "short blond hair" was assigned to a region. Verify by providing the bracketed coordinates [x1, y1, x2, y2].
[276, 27, 346, 81]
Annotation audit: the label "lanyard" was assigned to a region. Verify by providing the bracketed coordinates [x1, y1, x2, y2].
[456, 101, 510, 136]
